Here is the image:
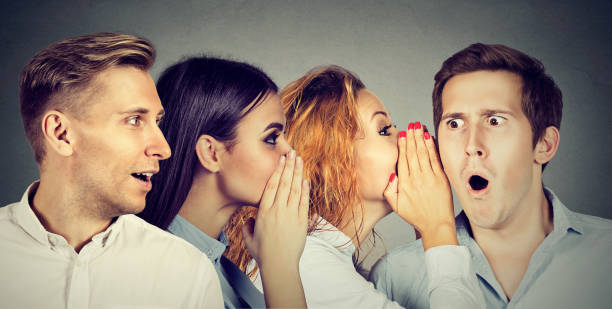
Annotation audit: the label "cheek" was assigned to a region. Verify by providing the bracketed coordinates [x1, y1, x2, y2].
[438, 138, 462, 184]
[225, 146, 280, 205]
[356, 140, 397, 200]
[493, 136, 535, 191]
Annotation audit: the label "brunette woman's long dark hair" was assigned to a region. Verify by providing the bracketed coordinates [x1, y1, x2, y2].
[138, 56, 277, 229]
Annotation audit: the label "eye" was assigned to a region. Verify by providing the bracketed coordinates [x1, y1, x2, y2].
[446, 118, 464, 129]
[264, 132, 280, 145]
[378, 124, 393, 136]
[127, 116, 141, 127]
[487, 116, 505, 126]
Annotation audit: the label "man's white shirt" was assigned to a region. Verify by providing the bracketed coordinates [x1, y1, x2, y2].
[0, 182, 223, 309]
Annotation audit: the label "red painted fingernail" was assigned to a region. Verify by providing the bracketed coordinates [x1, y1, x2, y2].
[415, 121, 422, 130]
[399, 131, 406, 138]
[389, 173, 396, 183]
[408, 123, 414, 130]
[424, 132, 431, 140]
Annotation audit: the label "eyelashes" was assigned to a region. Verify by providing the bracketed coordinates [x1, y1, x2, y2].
[264, 131, 280, 145]
[378, 124, 394, 136]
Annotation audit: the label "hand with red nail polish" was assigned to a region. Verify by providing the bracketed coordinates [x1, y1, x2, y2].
[384, 121, 457, 250]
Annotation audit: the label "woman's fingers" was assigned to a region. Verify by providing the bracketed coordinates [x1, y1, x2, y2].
[259, 155, 286, 211]
[426, 134, 444, 175]
[383, 173, 398, 213]
[298, 179, 310, 219]
[286, 155, 304, 209]
[414, 123, 433, 173]
[273, 149, 296, 207]
[398, 131, 408, 177]
[406, 123, 421, 175]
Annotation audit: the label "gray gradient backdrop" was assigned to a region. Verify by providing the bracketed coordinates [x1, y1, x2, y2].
[1, 0, 611, 270]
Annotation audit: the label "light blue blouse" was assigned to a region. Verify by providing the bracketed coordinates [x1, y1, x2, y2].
[168, 215, 266, 309]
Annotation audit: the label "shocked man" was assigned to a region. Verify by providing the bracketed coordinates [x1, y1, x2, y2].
[371, 43, 612, 308]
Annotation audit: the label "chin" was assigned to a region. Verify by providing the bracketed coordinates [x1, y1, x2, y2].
[466, 208, 505, 230]
[121, 199, 147, 215]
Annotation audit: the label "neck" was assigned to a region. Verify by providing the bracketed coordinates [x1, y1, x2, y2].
[470, 186, 553, 256]
[32, 170, 113, 253]
[178, 171, 240, 240]
[339, 199, 392, 250]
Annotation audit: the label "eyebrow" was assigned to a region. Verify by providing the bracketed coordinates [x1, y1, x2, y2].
[440, 112, 464, 122]
[371, 111, 389, 121]
[441, 109, 515, 121]
[262, 122, 284, 132]
[120, 107, 165, 117]
[482, 109, 514, 117]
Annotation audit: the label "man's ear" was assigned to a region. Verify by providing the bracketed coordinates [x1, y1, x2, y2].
[195, 135, 226, 173]
[41, 110, 74, 157]
[534, 126, 560, 165]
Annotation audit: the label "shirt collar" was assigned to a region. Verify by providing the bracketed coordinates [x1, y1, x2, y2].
[311, 216, 355, 257]
[167, 215, 228, 263]
[11, 181, 49, 246]
[456, 187, 582, 242]
[11, 181, 124, 249]
[544, 187, 582, 235]
[91, 215, 124, 248]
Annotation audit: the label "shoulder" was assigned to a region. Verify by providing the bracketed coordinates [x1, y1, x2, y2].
[119, 214, 213, 264]
[0, 202, 26, 232]
[547, 188, 612, 240]
[572, 211, 612, 230]
[375, 238, 427, 272]
[0, 203, 17, 222]
[371, 239, 427, 284]
[568, 211, 612, 246]
[118, 215, 218, 286]
[370, 239, 429, 307]
[300, 233, 352, 265]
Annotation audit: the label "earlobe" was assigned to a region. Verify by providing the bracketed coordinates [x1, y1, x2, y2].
[195, 135, 225, 173]
[42, 110, 74, 157]
[534, 126, 560, 165]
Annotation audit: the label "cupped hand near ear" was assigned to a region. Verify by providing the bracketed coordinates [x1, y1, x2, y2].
[241, 149, 309, 268]
[241, 149, 309, 308]
[383, 123, 458, 250]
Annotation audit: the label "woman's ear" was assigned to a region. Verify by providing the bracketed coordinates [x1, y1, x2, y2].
[41, 109, 74, 157]
[195, 135, 226, 173]
[534, 126, 560, 165]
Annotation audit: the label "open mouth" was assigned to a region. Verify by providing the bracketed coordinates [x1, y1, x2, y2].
[131, 172, 153, 183]
[469, 175, 489, 191]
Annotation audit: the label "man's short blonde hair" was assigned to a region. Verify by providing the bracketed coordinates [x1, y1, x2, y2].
[19, 32, 155, 164]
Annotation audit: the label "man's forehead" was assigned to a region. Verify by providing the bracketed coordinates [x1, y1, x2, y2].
[87, 67, 161, 111]
[441, 71, 522, 114]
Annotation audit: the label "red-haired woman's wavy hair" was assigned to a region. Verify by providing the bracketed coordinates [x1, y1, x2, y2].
[224, 65, 368, 275]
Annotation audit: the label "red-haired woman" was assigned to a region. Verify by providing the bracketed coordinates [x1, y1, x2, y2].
[225, 66, 484, 308]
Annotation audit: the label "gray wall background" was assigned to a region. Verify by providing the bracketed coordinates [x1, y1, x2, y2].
[1, 0, 611, 269]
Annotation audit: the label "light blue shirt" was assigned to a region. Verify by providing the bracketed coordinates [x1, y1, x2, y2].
[168, 215, 266, 309]
[370, 188, 612, 308]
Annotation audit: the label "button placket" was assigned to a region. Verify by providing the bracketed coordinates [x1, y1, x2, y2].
[66, 253, 91, 309]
